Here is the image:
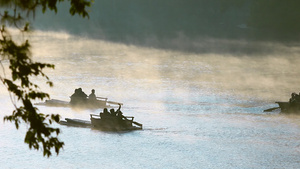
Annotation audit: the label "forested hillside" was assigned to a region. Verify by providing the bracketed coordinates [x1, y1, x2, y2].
[32, 0, 299, 49]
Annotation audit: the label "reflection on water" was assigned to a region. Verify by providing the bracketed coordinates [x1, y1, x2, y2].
[1, 31, 300, 168]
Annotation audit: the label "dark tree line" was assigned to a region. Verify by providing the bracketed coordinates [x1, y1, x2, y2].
[35, 0, 299, 42]
[222, 0, 300, 39]
[248, 1, 300, 34]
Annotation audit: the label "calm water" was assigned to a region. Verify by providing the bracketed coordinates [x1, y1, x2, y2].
[1, 31, 300, 169]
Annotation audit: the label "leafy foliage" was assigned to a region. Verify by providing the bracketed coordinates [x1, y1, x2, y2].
[0, 0, 91, 157]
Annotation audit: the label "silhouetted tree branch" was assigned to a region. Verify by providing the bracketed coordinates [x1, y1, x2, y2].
[0, 0, 92, 157]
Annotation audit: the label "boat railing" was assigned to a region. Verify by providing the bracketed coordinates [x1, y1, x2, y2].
[124, 116, 134, 121]
[96, 97, 108, 101]
[90, 114, 100, 118]
[106, 101, 123, 105]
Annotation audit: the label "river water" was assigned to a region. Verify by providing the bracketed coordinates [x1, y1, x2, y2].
[1, 31, 300, 169]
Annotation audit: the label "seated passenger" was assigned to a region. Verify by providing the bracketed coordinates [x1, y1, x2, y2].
[70, 88, 87, 105]
[100, 108, 110, 119]
[70, 89, 80, 104]
[110, 109, 116, 116]
[78, 88, 87, 99]
[103, 108, 110, 116]
[89, 89, 97, 101]
[88, 89, 97, 104]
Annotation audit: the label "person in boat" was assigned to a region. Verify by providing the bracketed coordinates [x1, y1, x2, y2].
[78, 88, 88, 99]
[115, 104, 130, 127]
[110, 108, 116, 116]
[88, 89, 97, 103]
[103, 108, 110, 116]
[100, 108, 111, 119]
[296, 93, 300, 102]
[116, 104, 129, 121]
[70, 88, 79, 104]
[289, 92, 299, 103]
[289, 92, 300, 112]
[116, 104, 123, 118]
[70, 88, 87, 105]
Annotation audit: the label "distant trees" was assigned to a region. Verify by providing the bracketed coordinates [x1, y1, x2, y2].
[221, 0, 300, 39]
[0, 0, 92, 157]
[248, 1, 300, 34]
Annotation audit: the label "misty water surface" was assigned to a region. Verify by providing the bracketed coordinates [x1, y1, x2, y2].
[0, 31, 300, 169]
